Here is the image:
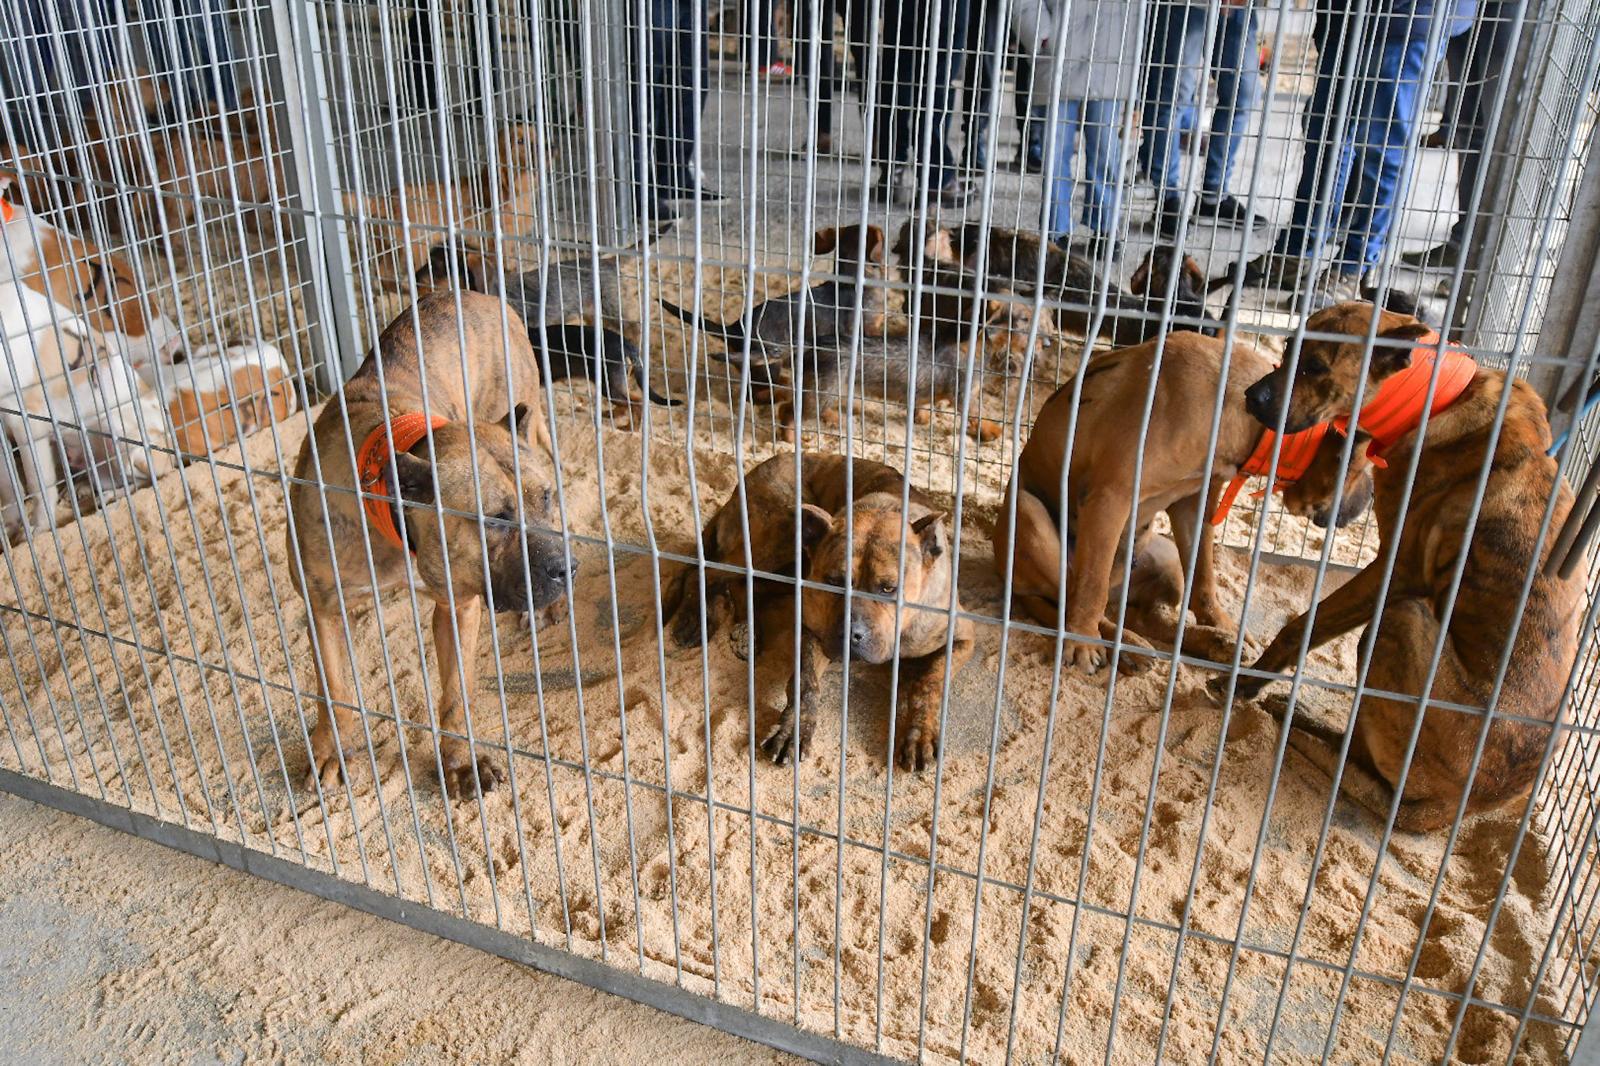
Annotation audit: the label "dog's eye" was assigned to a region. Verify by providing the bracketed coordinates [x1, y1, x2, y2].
[540, 487, 554, 509]
[877, 582, 898, 596]
[495, 505, 518, 524]
[1301, 358, 1330, 378]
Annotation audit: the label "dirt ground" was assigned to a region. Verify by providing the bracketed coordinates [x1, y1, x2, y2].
[0, 791, 797, 1065]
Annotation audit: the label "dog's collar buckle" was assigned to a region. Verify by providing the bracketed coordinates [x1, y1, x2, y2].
[355, 413, 448, 554]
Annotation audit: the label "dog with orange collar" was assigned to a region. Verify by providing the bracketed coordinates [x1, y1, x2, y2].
[288, 290, 573, 800]
[1215, 301, 1585, 832]
[994, 329, 1375, 675]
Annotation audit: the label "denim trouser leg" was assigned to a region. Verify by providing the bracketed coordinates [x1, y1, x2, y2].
[1046, 99, 1121, 238]
[1336, 32, 1434, 272]
[1277, 7, 1359, 258]
[1202, 9, 1258, 197]
[1045, 101, 1083, 240]
[1139, 3, 1203, 196]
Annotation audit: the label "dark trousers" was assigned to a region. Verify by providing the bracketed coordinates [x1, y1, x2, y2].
[1445, 4, 1510, 245]
[870, 0, 966, 185]
[958, 0, 1034, 164]
[794, 0, 869, 137]
[637, 0, 710, 204]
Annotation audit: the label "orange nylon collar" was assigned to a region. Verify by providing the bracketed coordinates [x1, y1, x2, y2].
[1209, 421, 1332, 526]
[356, 413, 447, 553]
[1, 199, 14, 223]
[1331, 331, 1478, 466]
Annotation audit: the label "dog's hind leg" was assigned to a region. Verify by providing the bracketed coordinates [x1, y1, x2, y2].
[305, 598, 364, 793]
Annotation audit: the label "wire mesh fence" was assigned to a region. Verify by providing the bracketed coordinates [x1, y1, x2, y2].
[2, 0, 1600, 1062]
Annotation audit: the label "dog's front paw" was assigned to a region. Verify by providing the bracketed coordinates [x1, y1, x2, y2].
[1068, 640, 1106, 675]
[439, 744, 504, 800]
[760, 714, 810, 766]
[1206, 671, 1267, 703]
[305, 746, 351, 794]
[895, 723, 939, 773]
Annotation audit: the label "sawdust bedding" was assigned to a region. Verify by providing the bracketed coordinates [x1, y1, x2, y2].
[0, 234, 1584, 1064]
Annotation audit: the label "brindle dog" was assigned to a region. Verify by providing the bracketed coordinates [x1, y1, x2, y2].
[665, 451, 972, 771]
[289, 290, 573, 799]
[1214, 301, 1584, 832]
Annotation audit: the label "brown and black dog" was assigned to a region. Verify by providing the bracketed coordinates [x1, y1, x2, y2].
[289, 290, 572, 799]
[996, 331, 1374, 673]
[665, 451, 972, 771]
[1212, 301, 1584, 832]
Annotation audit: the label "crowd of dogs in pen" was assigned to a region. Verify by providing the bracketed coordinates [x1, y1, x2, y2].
[4, 0, 1600, 1057]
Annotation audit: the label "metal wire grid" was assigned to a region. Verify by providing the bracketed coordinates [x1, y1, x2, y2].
[0, 0, 1599, 1062]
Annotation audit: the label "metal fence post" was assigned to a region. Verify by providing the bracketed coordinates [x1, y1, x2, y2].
[265, 0, 362, 392]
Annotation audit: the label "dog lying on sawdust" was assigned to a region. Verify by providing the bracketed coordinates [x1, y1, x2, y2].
[289, 290, 573, 800]
[1211, 301, 1584, 832]
[994, 330, 1375, 674]
[663, 451, 971, 772]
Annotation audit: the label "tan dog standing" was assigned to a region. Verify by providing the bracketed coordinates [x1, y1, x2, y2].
[666, 451, 972, 771]
[996, 331, 1374, 673]
[1214, 301, 1583, 832]
[289, 290, 571, 799]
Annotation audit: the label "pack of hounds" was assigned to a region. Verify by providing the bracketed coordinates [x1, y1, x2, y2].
[0, 156, 1581, 837]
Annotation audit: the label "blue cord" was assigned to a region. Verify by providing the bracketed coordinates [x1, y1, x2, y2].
[1550, 383, 1600, 456]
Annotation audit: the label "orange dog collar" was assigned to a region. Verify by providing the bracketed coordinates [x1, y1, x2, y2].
[1, 198, 14, 223]
[1331, 331, 1478, 465]
[356, 413, 448, 553]
[1209, 421, 1333, 526]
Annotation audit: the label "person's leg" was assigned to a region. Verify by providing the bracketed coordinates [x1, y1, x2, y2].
[1043, 99, 1083, 241]
[1274, 5, 1357, 261]
[870, 0, 913, 179]
[1138, 2, 1198, 196]
[903, 0, 963, 192]
[747, 0, 773, 69]
[1202, 8, 1258, 199]
[1427, 29, 1468, 144]
[961, 0, 999, 169]
[1336, 30, 1434, 275]
[1080, 98, 1123, 236]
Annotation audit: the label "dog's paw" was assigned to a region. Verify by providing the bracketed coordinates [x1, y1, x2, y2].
[1069, 641, 1106, 675]
[895, 724, 938, 773]
[440, 748, 504, 800]
[1205, 672, 1265, 704]
[305, 748, 351, 795]
[760, 717, 808, 766]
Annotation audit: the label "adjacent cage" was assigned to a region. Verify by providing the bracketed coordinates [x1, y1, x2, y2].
[3, 0, 1600, 1062]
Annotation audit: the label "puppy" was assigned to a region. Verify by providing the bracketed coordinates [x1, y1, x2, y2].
[655, 224, 895, 392]
[1214, 301, 1584, 832]
[155, 340, 298, 457]
[893, 218, 1038, 372]
[415, 245, 679, 422]
[1120, 246, 1217, 341]
[777, 333, 1002, 444]
[289, 290, 572, 798]
[997, 331, 1374, 673]
[342, 124, 543, 291]
[665, 451, 972, 771]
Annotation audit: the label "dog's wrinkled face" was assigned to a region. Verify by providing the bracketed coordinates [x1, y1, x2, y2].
[890, 218, 957, 267]
[1129, 246, 1205, 299]
[798, 499, 948, 663]
[1280, 429, 1375, 529]
[1244, 301, 1434, 434]
[391, 408, 573, 612]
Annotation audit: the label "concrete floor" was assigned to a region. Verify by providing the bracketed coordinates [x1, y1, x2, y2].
[0, 793, 798, 1065]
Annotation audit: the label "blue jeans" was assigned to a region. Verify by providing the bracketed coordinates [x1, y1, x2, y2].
[1277, 7, 1439, 273]
[1139, 4, 1259, 199]
[1043, 99, 1122, 239]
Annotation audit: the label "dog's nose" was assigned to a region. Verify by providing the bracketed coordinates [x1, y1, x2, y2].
[1244, 380, 1275, 424]
[849, 619, 870, 651]
[544, 556, 575, 581]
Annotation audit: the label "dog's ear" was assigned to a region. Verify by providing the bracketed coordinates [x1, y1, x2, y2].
[1181, 256, 1205, 293]
[798, 503, 834, 550]
[1128, 254, 1152, 296]
[864, 224, 887, 264]
[1373, 318, 1435, 374]
[891, 221, 915, 263]
[392, 452, 437, 505]
[911, 512, 946, 559]
[813, 226, 840, 257]
[504, 401, 531, 439]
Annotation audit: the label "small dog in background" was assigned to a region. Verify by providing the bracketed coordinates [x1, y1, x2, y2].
[343, 124, 543, 291]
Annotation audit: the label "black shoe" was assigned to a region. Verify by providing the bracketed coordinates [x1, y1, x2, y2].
[1399, 241, 1462, 269]
[934, 177, 972, 208]
[1079, 231, 1120, 265]
[1195, 194, 1264, 229]
[1156, 197, 1184, 239]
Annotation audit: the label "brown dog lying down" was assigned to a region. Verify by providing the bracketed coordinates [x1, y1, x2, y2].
[289, 290, 572, 799]
[1213, 301, 1585, 832]
[664, 451, 972, 771]
[996, 330, 1375, 673]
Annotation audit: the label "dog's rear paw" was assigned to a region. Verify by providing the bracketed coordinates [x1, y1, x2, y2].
[440, 750, 504, 800]
[1205, 672, 1265, 704]
[895, 725, 938, 772]
[305, 750, 352, 795]
[966, 416, 1003, 442]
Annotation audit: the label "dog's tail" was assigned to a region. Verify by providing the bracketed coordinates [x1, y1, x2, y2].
[655, 296, 750, 359]
[624, 335, 682, 408]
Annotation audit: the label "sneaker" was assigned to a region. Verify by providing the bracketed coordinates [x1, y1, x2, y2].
[1196, 194, 1266, 229]
[1241, 252, 1313, 290]
[933, 177, 972, 208]
[660, 183, 728, 205]
[1399, 241, 1462, 270]
[871, 165, 900, 203]
[761, 61, 794, 80]
[1155, 197, 1185, 239]
[1421, 128, 1449, 150]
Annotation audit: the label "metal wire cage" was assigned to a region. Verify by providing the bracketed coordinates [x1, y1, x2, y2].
[2, 0, 1600, 1062]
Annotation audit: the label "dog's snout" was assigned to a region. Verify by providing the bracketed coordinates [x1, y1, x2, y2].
[1244, 378, 1276, 426]
[849, 617, 871, 651]
[544, 553, 577, 581]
